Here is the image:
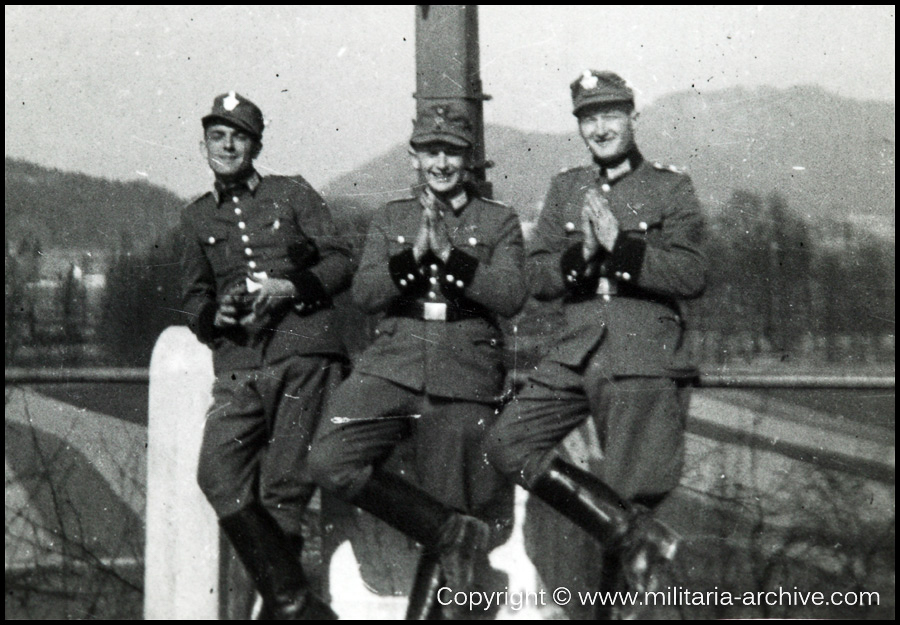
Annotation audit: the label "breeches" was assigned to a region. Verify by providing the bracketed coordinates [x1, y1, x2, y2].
[196, 355, 344, 535]
[306, 373, 508, 518]
[486, 355, 689, 500]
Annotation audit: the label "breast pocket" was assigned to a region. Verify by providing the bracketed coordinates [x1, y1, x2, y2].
[452, 231, 495, 262]
[386, 230, 416, 257]
[260, 211, 303, 242]
[200, 226, 230, 263]
[618, 209, 663, 242]
[261, 211, 318, 268]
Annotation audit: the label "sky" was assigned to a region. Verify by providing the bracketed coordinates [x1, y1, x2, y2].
[5, 5, 895, 200]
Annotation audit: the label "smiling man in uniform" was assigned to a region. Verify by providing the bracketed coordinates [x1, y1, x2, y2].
[306, 102, 527, 617]
[179, 91, 352, 619]
[486, 70, 708, 603]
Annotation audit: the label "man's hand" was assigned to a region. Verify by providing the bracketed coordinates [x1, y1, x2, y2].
[581, 202, 601, 262]
[213, 293, 241, 328]
[214, 281, 251, 328]
[249, 276, 297, 320]
[584, 187, 619, 252]
[427, 207, 452, 263]
[412, 205, 431, 262]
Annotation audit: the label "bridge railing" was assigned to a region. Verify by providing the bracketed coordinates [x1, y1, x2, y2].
[5, 326, 895, 619]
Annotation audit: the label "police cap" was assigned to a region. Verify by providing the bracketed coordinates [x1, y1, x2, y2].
[410, 103, 475, 148]
[570, 70, 634, 116]
[202, 91, 265, 139]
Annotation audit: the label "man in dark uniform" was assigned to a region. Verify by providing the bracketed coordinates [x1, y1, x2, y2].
[306, 103, 527, 617]
[486, 70, 708, 598]
[180, 91, 352, 619]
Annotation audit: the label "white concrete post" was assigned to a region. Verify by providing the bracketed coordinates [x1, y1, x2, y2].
[145, 326, 219, 619]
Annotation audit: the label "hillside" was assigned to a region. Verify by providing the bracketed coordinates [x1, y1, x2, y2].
[5, 159, 184, 252]
[325, 85, 895, 233]
[4, 86, 893, 253]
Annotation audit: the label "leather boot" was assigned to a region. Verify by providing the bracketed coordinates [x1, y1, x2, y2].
[219, 505, 337, 620]
[349, 469, 490, 595]
[530, 458, 679, 594]
[405, 551, 444, 620]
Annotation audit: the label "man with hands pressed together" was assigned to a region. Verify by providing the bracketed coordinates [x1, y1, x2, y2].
[306, 103, 527, 618]
[179, 92, 351, 619]
[486, 70, 708, 605]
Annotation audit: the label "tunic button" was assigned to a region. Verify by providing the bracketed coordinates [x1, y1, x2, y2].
[639, 221, 648, 231]
[407, 273, 415, 281]
[399, 279, 408, 287]
[602, 294, 611, 302]
[429, 277, 438, 285]
[232, 196, 240, 204]
[615, 271, 622, 278]
[234, 208, 241, 215]
[430, 264, 439, 273]
[207, 236, 216, 244]
[238, 222, 246, 229]
[244, 248, 252, 256]
[428, 291, 436, 299]
[601, 183, 611, 193]
[241, 235, 250, 243]
[397, 235, 405, 244]
[468, 237, 477, 246]
[446, 274, 454, 282]
[248, 261, 257, 269]
[456, 280, 464, 288]
[622, 272, 631, 281]
[565, 222, 575, 232]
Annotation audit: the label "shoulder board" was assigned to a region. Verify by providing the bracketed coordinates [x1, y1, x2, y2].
[652, 161, 686, 174]
[385, 193, 417, 205]
[557, 164, 590, 175]
[479, 196, 510, 209]
[185, 190, 212, 208]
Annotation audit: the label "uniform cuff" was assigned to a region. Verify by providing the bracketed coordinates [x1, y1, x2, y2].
[606, 234, 646, 282]
[289, 270, 329, 313]
[440, 247, 479, 298]
[560, 243, 600, 296]
[388, 248, 427, 296]
[192, 301, 219, 344]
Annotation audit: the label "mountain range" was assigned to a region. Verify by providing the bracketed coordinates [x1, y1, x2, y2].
[5, 85, 894, 253]
[325, 85, 894, 234]
[5, 159, 184, 252]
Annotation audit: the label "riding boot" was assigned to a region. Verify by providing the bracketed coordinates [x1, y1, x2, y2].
[219, 504, 337, 620]
[348, 469, 490, 596]
[530, 457, 679, 593]
[405, 551, 444, 620]
[592, 548, 622, 620]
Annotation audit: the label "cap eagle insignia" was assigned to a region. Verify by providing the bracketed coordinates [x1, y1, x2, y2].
[433, 107, 446, 129]
[223, 91, 240, 111]
[579, 71, 598, 90]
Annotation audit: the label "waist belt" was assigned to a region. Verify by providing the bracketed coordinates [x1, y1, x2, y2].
[387, 300, 492, 323]
[566, 279, 678, 312]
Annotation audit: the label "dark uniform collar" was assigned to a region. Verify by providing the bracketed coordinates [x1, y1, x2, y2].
[595, 150, 643, 182]
[419, 186, 470, 215]
[212, 169, 262, 204]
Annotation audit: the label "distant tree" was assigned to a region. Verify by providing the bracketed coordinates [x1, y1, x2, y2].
[99, 228, 190, 365]
[6, 242, 21, 361]
[765, 192, 813, 358]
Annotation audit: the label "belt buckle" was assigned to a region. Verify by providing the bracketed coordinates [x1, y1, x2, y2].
[424, 302, 447, 321]
[597, 277, 617, 296]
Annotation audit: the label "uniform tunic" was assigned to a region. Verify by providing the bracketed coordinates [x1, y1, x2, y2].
[487, 152, 707, 500]
[180, 172, 353, 534]
[307, 186, 527, 519]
